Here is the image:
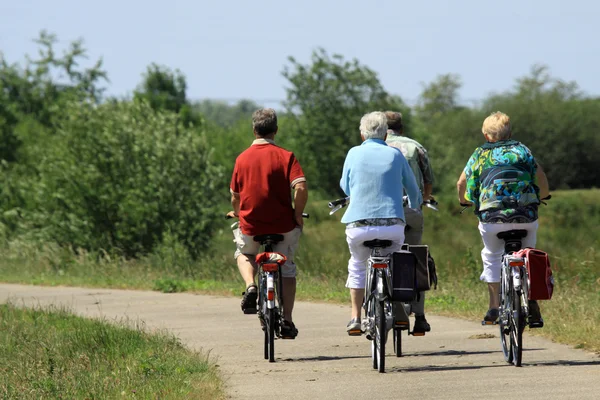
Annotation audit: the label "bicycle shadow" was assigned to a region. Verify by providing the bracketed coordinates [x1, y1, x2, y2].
[403, 348, 545, 357]
[281, 355, 371, 362]
[385, 355, 600, 373]
[524, 359, 600, 367]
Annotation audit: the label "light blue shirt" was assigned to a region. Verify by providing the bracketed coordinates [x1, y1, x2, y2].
[339, 139, 422, 224]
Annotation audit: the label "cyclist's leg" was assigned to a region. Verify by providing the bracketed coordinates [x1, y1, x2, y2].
[273, 227, 302, 324]
[403, 207, 430, 331]
[478, 223, 506, 317]
[345, 226, 373, 321]
[233, 228, 261, 312]
[233, 228, 261, 284]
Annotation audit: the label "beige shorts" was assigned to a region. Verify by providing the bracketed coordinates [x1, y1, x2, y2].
[233, 227, 302, 278]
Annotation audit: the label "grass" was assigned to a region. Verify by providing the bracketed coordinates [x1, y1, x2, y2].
[0, 189, 598, 353]
[0, 303, 224, 399]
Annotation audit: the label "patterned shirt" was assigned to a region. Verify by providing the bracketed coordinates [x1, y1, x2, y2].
[463, 140, 540, 223]
[346, 218, 404, 229]
[386, 132, 434, 194]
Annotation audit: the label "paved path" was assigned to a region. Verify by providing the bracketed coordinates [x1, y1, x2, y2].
[1, 283, 598, 399]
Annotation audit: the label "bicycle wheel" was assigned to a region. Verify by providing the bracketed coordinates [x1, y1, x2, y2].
[376, 300, 386, 373]
[393, 328, 402, 357]
[367, 298, 377, 370]
[258, 277, 269, 360]
[499, 271, 513, 364]
[511, 283, 524, 367]
[267, 307, 275, 362]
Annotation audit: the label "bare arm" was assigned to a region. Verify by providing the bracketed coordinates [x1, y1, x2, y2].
[536, 164, 550, 199]
[231, 192, 240, 216]
[293, 181, 308, 227]
[456, 171, 468, 204]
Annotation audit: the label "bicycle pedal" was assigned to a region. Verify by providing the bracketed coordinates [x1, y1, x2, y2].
[411, 331, 426, 337]
[394, 322, 409, 330]
[481, 320, 497, 326]
[347, 329, 363, 336]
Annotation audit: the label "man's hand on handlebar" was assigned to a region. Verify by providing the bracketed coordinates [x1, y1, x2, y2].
[226, 211, 237, 219]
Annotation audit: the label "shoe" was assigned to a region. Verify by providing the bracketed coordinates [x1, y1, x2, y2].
[346, 318, 362, 336]
[240, 284, 258, 314]
[483, 308, 499, 324]
[528, 300, 544, 328]
[280, 320, 298, 339]
[413, 315, 431, 334]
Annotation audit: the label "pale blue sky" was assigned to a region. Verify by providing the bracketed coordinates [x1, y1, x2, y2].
[1, 0, 598, 107]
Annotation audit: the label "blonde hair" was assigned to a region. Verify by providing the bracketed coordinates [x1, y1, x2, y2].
[482, 112, 511, 141]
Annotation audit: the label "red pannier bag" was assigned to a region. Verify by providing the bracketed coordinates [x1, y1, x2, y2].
[515, 248, 554, 300]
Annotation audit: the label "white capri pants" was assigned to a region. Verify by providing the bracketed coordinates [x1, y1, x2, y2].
[478, 221, 538, 283]
[345, 224, 405, 289]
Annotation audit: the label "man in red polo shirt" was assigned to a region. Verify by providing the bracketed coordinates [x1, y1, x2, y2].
[230, 108, 308, 339]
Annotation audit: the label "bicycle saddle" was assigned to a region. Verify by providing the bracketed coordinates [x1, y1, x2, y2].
[254, 234, 284, 244]
[496, 230, 528, 240]
[363, 239, 393, 249]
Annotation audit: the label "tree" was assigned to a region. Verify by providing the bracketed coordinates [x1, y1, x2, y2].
[415, 73, 462, 121]
[483, 65, 599, 189]
[192, 99, 261, 127]
[134, 64, 200, 127]
[282, 48, 407, 195]
[0, 31, 107, 162]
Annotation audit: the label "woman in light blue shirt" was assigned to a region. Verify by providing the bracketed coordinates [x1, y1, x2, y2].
[340, 111, 421, 334]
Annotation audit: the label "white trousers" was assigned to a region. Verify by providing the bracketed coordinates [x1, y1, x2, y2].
[345, 224, 405, 289]
[478, 221, 538, 283]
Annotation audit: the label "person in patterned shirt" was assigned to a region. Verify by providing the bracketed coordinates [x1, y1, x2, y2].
[456, 111, 550, 326]
[385, 111, 435, 334]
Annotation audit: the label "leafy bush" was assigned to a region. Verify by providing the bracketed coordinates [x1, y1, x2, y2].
[10, 100, 223, 257]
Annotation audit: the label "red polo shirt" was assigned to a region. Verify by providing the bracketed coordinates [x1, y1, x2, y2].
[230, 139, 306, 236]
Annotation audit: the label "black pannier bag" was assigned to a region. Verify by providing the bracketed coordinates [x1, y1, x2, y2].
[401, 244, 438, 291]
[391, 250, 417, 302]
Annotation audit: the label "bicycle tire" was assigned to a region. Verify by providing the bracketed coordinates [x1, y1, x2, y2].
[511, 282, 524, 367]
[258, 276, 269, 360]
[368, 298, 377, 370]
[376, 300, 386, 373]
[394, 328, 402, 357]
[499, 269, 513, 364]
[268, 307, 275, 362]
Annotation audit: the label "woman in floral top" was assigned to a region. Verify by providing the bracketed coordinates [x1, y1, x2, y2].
[456, 112, 550, 326]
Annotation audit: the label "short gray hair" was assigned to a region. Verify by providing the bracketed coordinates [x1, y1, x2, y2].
[252, 108, 278, 136]
[360, 111, 388, 140]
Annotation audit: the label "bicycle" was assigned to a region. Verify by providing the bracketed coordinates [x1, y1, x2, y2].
[460, 195, 550, 367]
[226, 213, 308, 363]
[329, 197, 431, 372]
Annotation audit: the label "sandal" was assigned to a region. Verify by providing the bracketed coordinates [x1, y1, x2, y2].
[241, 284, 258, 314]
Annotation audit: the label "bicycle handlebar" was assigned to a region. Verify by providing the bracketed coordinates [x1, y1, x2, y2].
[328, 197, 349, 208]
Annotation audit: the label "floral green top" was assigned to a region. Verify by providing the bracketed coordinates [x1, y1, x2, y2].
[463, 140, 540, 223]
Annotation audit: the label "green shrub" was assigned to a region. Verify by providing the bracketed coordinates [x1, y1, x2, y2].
[13, 100, 224, 257]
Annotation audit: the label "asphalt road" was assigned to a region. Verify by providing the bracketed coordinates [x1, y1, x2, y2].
[1, 283, 598, 399]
